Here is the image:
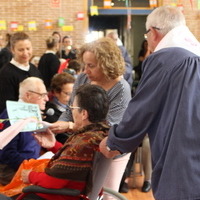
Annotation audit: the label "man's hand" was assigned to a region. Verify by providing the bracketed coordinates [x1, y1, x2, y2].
[99, 137, 121, 158]
[21, 169, 32, 184]
[49, 121, 69, 134]
[33, 128, 56, 149]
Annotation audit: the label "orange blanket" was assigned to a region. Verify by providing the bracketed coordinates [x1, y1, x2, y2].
[0, 158, 49, 197]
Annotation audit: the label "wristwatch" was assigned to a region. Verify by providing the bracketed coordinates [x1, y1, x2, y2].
[106, 145, 112, 152]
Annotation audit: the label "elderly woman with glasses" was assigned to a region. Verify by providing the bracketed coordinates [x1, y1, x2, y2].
[0, 77, 48, 186]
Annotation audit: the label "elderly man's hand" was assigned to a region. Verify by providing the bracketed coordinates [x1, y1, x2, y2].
[99, 137, 121, 158]
[33, 128, 56, 149]
[21, 169, 32, 184]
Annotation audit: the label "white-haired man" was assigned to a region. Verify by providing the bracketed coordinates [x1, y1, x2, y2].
[0, 77, 48, 185]
[101, 5, 200, 200]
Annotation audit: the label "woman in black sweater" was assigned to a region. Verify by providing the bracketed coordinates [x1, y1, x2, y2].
[0, 32, 42, 113]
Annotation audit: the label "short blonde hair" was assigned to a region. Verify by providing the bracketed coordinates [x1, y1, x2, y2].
[78, 37, 125, 79]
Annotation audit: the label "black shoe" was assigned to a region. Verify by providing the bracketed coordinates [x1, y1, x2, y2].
[142, 181, 151, 192]
[119, 182, 129, 193]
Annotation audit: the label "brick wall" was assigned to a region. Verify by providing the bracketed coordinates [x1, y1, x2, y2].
[0, 0, 88, 57]
[162, 0, 200, 42]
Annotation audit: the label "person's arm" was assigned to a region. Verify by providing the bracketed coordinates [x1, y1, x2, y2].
[22, 170, 69, 188]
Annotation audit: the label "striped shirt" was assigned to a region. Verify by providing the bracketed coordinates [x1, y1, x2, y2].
[59, 72, 131, 126]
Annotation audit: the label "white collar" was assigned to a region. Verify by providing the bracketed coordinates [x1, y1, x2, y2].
[10, 58, 30, 71]
[155, 25, 200, 56]
[45, 50, 55, 54]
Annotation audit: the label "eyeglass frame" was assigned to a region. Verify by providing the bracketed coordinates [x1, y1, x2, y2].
[143, 27, 161, 39]
[69, 105, 81, 110]
[28, 90, 48, 99]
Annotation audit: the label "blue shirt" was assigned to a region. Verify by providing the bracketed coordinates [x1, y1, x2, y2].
[0, 109, 41, 170]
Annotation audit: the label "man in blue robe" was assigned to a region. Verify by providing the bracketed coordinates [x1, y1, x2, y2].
[100, 5, 200, 200]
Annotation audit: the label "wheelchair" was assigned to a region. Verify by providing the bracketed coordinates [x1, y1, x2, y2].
[16, 152, 128, 200]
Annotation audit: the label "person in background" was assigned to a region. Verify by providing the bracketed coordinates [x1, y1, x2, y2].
[61, 36, 76, 60]
[50, 37, 131, 200]
[38, 36, 60, 91]
[0, 32, 42, 113]
[106, 31, 133, 88]
[20, 83, 109, 200]
[52, 31, 62, 58]
[0, 33, 12, 69]
[134, 40, 151, 80]
[63, 59, 83, 78]
[0, 34, 5, 51]
[0, 77, 48, 186]
[100, 5, 200, 200]
[141, 135, 152, 192]
[44, 72, 75, 143]
[30, 55, 40, 68]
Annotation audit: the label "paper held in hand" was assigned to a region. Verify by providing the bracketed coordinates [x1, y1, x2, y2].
[0, 101, 52, 149]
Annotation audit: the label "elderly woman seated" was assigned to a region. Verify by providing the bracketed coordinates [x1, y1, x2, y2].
[19, 83, 109, 200]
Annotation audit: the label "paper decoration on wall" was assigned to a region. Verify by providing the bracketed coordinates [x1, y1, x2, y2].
[104, 0, 112, 8]
[149, 0, 157, 8]
[0, 21, 6, 30]
[10, 22, 18, 31]
[51, 0, 60, 8]
[28, 21, 37, 31]
[170, 3, 177, 6]
[90, 6, 99, 16]
[177, 4, 184, 13]
[17, 25, 24, 31]
[77, 12, 84, 20]
[44, 19, 52, 29]
[62, 25, 74, 31]
[58, 17, 65, 27]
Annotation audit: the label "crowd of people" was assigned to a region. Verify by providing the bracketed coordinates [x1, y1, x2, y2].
[1, 5, 198, 200]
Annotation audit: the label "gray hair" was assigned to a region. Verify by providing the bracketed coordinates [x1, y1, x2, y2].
[19, 77, 44, 99]
[146, 5, 186, 36]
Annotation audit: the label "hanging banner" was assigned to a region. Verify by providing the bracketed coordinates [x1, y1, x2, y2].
[177, 4, 184, 13]
[44, 20, 52, 29]
[17, 25, 24, 31]
[77, 12, 84, 20]
[58, 17, 65, 27]
[104, 0, 112, 8]
[10, 22, 18, 31]
[50, 0, 60, 8]
[62, 25, 74, 31]
[90, 6, 99, 16]
[0, 21, 6, 30]
[149, 0, 157, 8]
[28, 21, 37, 31]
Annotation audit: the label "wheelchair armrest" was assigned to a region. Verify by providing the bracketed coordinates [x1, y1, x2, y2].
[22, 185, 81, 196]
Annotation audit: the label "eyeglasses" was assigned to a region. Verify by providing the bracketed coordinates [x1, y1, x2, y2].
[61, 91, 72, 96]
[69, 105, 81, 110]
[28, 90, 48, 99]
[144, 27, 161, 39]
